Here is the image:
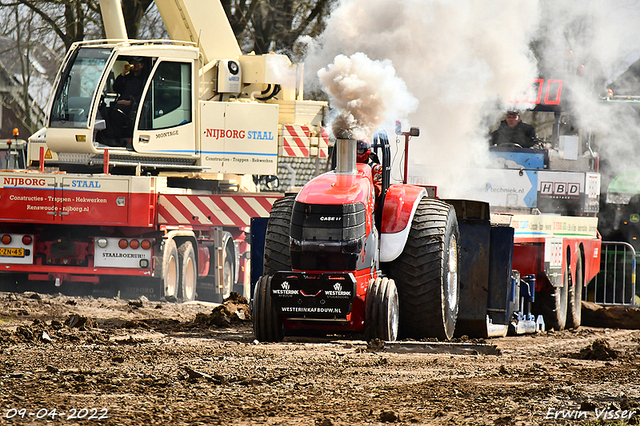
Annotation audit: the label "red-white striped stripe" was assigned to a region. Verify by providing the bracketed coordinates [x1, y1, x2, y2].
[319, 128, 329, 158]
[280, 125, 310, 157]
[158, 194, 280, 227]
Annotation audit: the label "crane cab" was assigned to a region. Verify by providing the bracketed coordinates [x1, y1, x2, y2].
[41, 40, 283, 176]
[46, 41, 200, 164]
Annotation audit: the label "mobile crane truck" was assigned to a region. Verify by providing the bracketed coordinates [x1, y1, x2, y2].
[0, 0, 327, 302]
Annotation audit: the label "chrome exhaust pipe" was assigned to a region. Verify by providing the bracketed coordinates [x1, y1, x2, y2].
[335, 138, 357, 175]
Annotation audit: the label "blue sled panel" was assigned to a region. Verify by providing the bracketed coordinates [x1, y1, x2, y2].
[250, 216, 269, 299]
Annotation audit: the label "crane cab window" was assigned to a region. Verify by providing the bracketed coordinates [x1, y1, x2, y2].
[138, 62, 192, 131]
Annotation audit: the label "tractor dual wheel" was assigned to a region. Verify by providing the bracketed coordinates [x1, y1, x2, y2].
[263, 196, 295, 276]
[252, 275, 284, 342]
[364, 277, 399, 342]
[388, 198, 460, 340]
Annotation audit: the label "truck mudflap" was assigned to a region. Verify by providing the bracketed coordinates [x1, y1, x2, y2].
[270, 271, 356, 317]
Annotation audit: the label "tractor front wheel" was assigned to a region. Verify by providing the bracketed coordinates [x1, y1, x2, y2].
[252, 275, 284, 342]
[364, 277, 399, 342]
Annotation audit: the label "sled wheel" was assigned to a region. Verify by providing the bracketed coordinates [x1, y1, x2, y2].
[388, 198, 460, 340]
[178, 241, 197, 302]
[364, 277, 399, 342]
[161, 239, 179, 301]
[537, 266, 569, 331]
[566, 252, 584, 329]
[263, 196, 295, 276]
[252, 275, 284, 342]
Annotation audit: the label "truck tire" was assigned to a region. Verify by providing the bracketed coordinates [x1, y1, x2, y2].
[161, 239, 179, 301]
[388, 198, 460, 340]
[537, 270, 569, 331]
[178, 241, 197, 302]
[364, 277, 399, 342]
[566, 252, 583, 329]
[221, 253, 234, 300]
[252, 275, 284, 342]
[263, 196, 295, 275]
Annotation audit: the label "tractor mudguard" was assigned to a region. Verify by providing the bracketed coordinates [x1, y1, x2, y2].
[379, 185, 427, 262]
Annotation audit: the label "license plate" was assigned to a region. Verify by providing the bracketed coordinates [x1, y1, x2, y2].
[0, 247, 24, 257]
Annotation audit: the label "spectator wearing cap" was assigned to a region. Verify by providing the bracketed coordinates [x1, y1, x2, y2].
[490, 111, 540, 148]
[113, 57, 146, 107]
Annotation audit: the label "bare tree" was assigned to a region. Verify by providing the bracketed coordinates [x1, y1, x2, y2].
[222, 0, 336, 57]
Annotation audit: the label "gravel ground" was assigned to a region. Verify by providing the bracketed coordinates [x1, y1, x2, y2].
[0, 291, 639, 425]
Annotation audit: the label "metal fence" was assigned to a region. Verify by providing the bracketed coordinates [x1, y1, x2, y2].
[585, 241, 637, 306]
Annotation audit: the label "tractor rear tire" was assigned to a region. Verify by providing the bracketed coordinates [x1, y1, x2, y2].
[252, 275, 284, 342]
[364, 277, 399, 342]
[263, 196, 295, 276]
[388, 198, 460, 340]
[566, 253, 584, 329]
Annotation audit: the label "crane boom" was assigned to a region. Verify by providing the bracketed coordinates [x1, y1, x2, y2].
[98, 0, 128, 40]
[154, 0, 242, 64]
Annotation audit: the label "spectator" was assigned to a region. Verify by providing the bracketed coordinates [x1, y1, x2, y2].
[106, 57, 147, 145]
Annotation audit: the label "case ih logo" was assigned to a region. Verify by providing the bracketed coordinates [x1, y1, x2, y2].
[540, 181, 580, 197]
[3, 177, 46, 187]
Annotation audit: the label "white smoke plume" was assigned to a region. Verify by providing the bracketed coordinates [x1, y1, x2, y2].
[317, 52, 418, 140]
[534, 1, 640, 188]
[305, 0, 540, 194]
[305, 0, 640, 199]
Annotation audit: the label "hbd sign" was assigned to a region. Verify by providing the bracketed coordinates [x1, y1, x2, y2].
[540, 181, 580, 197]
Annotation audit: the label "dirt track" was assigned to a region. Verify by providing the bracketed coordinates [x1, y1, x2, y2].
[1, 291, 639, 425]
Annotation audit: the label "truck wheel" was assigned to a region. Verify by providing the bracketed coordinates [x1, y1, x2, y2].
[161, 239, 179, 301]
[388, 198, 460, 340]
[221, 253, 234, 300]
[364, 277, 399, 342]
[252, 275, 284, 342]
[537, 271, 569, 331]
[178, 241, 197, 302]
[566, 253, 583, 329]
[263, 196, 295, 276]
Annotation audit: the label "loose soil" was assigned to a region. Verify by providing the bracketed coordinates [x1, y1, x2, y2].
[1, 291, 640, 425]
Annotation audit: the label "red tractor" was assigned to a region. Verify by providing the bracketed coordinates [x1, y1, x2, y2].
[252, 130, 460, 341]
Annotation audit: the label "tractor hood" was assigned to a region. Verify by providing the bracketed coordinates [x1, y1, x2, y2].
[296, 164, 373, 206]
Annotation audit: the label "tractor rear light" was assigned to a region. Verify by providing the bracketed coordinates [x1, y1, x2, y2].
[141, 239, 151, 250]
[97, 238, 108, 248]
[1, 235, 11, 245]
[118, 239, 128, 249]
[21, 235, 32, 245]
[139, 259, 149, 268]
[129, 239, 140, 249]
